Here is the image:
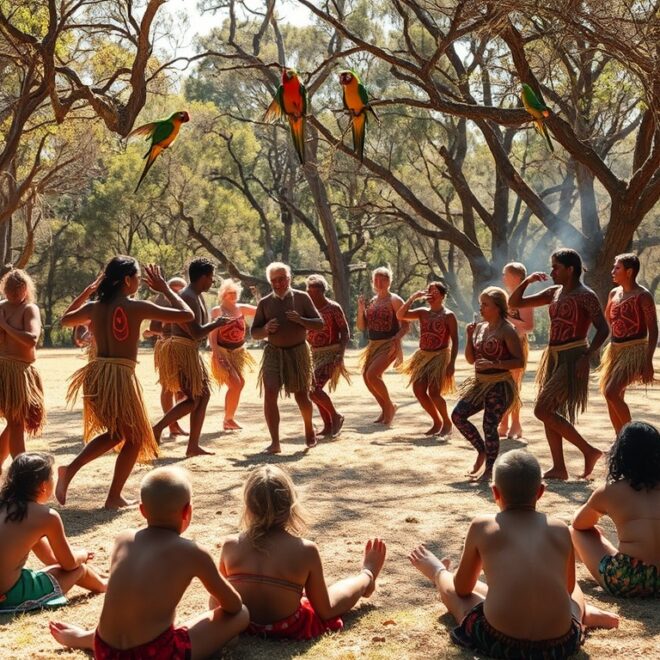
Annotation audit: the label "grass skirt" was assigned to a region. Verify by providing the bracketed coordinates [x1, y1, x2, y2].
[398, 347, 455, 394]
[258, 342, 313, 396]
[599, 338, 653, 393]
[157, 336, 209, 398]
[311, 344, 351, 392]
[535, 340, 588, 425]
[211, 345, 256, 387]
[457, 371, 518, 416]
[0, 357, 45, 435]
[66, 357, 157, 463]
[358, 338, 401, 374]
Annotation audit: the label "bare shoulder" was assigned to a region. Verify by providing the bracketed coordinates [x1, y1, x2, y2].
[390, 294, 405, 307]
[469, 513, 496, 533]
[299, 536, 321, 559]
[220, 533, 241, 555]
[25, 302, 41, 315]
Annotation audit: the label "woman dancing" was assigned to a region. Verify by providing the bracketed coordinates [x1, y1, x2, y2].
[452, 287, 523, 482]
[56, 257, 193, 509]
[396, 282, 457, 438]
[209, 279, 257, 431]
[357, 267, 408, 425]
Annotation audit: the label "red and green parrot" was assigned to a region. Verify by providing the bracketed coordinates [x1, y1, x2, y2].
[521, 83, 554, 152]
[339, 69, 379, 161]
[263, 69, 308, 165]
[128, 110, 190, 192]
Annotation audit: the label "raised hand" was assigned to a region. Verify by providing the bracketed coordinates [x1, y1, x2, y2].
[527, 271, 549, 284]
[143, 264, 168, 294]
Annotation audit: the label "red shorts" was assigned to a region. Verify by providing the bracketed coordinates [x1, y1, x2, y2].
[94, 625, 191, 659]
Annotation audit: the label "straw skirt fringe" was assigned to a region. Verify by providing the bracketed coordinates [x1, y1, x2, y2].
[312, 344, 351, 392]
[398, 347, 455, 394]
[457, 371, 519, 415]
[358, 338, 401, 374]
[157, 336, 209, 398]
[258, 342, 313, 396]
[211, 345, 256, 387]
[0, 357, 45, 435]
[598, 338, 653, 393]
[66, 357, 157, 463]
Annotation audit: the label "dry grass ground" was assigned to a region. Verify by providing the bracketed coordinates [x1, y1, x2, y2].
[1, 346, 659, 659]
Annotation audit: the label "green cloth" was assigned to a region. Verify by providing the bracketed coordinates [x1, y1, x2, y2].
[0, 568, 67, 613]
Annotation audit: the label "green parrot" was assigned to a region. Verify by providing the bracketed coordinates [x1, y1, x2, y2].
[521, 83, 554, 152]
[339, 69, 379, 161]
[263, 69, 308, 165]
[128, 111, 190, 192]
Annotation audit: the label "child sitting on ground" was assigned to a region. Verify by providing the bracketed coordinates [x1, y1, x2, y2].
[409, 449, 618, 659]
[219, 464, 386, 640]
[49, 466, 248, 658]
[0, 453, 106, 614]
[571, 420, 660, 597]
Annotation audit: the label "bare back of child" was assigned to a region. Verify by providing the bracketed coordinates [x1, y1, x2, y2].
[571, 421, 660, 598]
[410, 449, 618, 658]
[219, 465, 386, 640]
[50, 467, 248, 659]
[0, 454, 106, 615]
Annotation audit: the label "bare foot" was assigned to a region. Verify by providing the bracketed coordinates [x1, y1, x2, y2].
[152, 425, 164, 445]
[508, 423, 523, 440]
[408, 544, 451, 586]
[424, 423, 442, 436]
[104, 496, 137, 510]
[223, 419, 242, 431]
[543, 467, 569, 480]
[169, 424, 189, 436]
[382, 404, 398, 426]
[467, 452, 486, 477]
[373, 411, 384, 424]
[305, 434, 319, 449]
[439, 423, 452, 437]
[579, 448, 603, 479]
[56, 465, 70, 506]
[49, 621, 94, 650]
[186, 446, 214, 457]
[583, 604, 620, 629]
[474, 468, 493, 484]
[331, 414, 345, 438]
[498, 423, 509, 438]
[361, 538, 387, 597]
[263, 444, 282, 454]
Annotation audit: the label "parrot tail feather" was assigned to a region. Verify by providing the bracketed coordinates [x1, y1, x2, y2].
[134, 149, 160, 193]
[289, 115, 306, 165]
[352, 113, 367, 161]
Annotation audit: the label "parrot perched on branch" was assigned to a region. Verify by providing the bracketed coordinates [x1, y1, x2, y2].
[263, 68, 308, 165]
[128, 110, 190, 192]
[521, 83, 554, 152]
[339, 69, 379, 161]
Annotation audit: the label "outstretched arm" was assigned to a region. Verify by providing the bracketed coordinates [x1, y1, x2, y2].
[508, 273, 556, 309]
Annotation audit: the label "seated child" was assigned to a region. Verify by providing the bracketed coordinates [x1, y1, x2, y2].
[49, 466, 248, 658]
[409, 449, 618, 659]
[571, 420, 660, 598]
[0, 453, 106, 613]
[219, 464, 386, 640]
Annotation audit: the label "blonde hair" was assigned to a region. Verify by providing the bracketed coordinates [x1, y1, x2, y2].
[240, 465, 307, 549]
[372, 266, 392, 281]
[167, 277, 187, 291]
[503, 262, 527, 280]
[0, 269, 36, 303]
[480, 286, 508, 318]
[140, 467, 192, 522]
[266, 262, 291, 280]
[306, 274, 329, 292]
[218, 278, 243, 302]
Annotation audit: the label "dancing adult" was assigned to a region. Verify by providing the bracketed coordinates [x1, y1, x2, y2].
[499, 262, 535, 440]
[145, 276, 187, 438]
[509, 248, 608, 480]
[152, 258, 227, 456]
[56, 257, 193, 508]
[600, 253, 657, 433]
[452, 287, 523, 482]
[251, 262, 323, 454]
[209, 278, 257, 431]
[357, 267, 409, 425]
[305, 274, 351, 438]
[0, 269, 45, 472]
[397, 282, 458, 438]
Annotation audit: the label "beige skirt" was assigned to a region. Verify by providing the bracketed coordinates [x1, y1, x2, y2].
[398, 347, 455, 395]
[0, 356, 45, 435]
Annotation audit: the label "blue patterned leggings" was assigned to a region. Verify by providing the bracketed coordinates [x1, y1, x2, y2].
[451, 382, 510, 470]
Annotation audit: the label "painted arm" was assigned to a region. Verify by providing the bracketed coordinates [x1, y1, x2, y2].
[508, 274, 556, 309]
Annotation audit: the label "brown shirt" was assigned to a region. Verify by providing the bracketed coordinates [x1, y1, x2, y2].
[252, 290, 321, 348]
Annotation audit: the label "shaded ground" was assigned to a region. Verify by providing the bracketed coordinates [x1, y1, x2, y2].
[1, 346, 659, 659]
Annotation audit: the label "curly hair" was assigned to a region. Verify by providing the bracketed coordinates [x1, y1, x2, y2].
[240, 465, 307, 550]
[0, 453, 54, 523]
[0, 268, 36, 303]
[607, 421, 660, 491]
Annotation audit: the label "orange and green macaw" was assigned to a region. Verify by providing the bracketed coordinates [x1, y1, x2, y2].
[339, 69, 379, 161]
[263, 69, 308, 165]
[521, 83, 554, 152]
[128, 110, 190, 192]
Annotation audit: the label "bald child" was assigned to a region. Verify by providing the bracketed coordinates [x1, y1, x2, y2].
[409, 450, 618, 658]
[50, 467, 248, 659]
